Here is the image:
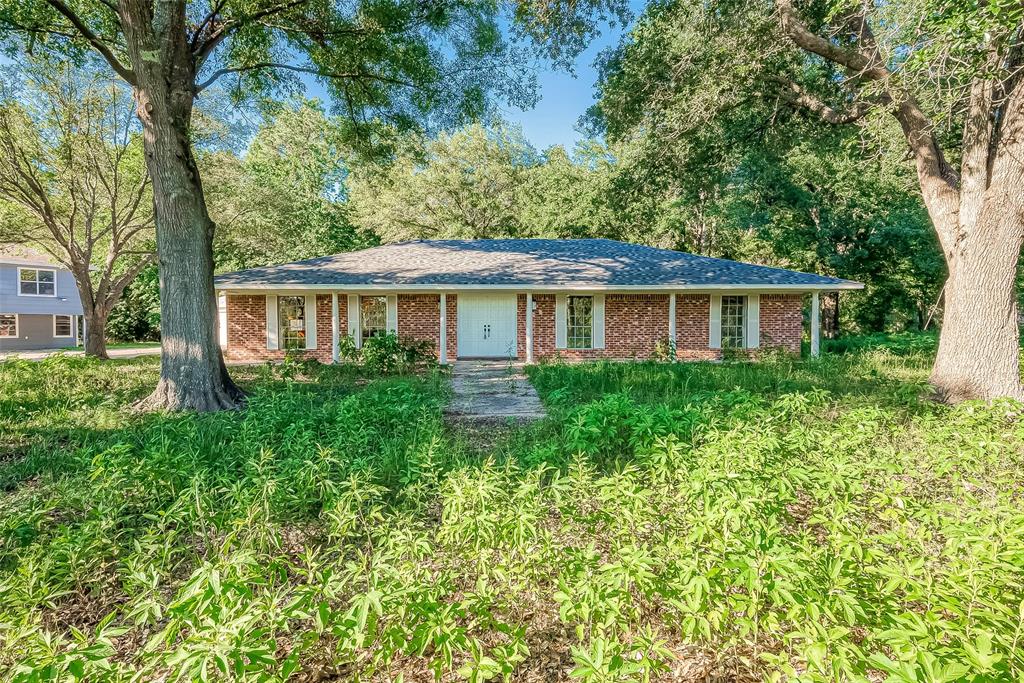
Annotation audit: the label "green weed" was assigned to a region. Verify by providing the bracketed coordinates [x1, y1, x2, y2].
[1, 338, 1022, 681]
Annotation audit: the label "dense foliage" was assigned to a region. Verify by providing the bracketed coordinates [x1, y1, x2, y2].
[586, 0, 947, 332]
[346, 124, 621, 242]
[2, 340, 1022, 681]
[204, 101, 373, 272]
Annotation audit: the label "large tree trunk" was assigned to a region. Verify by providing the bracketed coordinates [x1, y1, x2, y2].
[128, 55, 243, 411]
[83, 308, 110, 360]
[930, 198, 1024, 402]
[776, 0, 1024, 402]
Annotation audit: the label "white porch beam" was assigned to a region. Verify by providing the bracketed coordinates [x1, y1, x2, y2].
[810, 291, 821, 358]
[439, 293, 448, 364]
[331, 292, 340, 364]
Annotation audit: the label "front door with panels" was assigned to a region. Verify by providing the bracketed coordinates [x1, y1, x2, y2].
[457, 293, 518, 358]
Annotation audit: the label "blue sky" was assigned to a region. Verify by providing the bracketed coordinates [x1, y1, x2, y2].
[295, 13, 640, 152]
[498, 3, 647, 152]
[499, 28, 624, 151]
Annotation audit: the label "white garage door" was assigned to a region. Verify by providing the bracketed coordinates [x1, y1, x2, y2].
[457, 293, 518, 358]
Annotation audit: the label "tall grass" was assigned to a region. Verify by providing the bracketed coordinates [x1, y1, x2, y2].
[1, 340, 1022, 682]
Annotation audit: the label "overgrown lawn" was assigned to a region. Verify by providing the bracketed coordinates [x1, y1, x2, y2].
[1, 340, 1022, 682]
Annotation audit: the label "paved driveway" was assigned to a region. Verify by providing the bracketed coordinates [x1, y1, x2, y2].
[447, 360, 546, 422]
[0, 346, 161, 361]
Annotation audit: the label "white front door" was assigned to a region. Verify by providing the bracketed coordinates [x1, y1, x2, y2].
[457, 293, 518, 358]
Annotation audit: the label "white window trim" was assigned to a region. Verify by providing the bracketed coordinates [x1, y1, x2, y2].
[277, 294, 308, 351]
[556, 293, 605, 350]
[720, 294, 747, 350]
[53, 314, 74, 338]
[566, 294, 595, 350]
[17, 267, 57, 297]
[0, 313, 18, 338]
[358, 294, 390, 345]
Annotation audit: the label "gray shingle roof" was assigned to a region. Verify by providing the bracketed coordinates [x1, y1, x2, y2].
[214, 239, 862, 290]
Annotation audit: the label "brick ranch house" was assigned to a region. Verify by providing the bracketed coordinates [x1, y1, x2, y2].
[213, 239, 862, 364]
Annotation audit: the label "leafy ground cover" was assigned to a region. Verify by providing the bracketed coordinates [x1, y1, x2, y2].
[1, 339, 1022, 682]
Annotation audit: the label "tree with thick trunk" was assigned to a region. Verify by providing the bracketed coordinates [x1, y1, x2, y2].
[0, 63, 154, 359]
[775, 0, 1024, 401]
[0, 0, 532, 410]
[576, 0, 1022, 402]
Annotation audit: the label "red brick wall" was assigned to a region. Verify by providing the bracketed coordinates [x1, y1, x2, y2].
[759, 293, 803, 353]
[533, 294, 557, 359]
[606, 294, 669, 358]
[225, 294, 344, 363]
[531, 294, 672, 361]
[676, 295, 720, 361]
[225, 295, 266, 362]
[517, 294, 528, 360]
[397, 294, 441, 359]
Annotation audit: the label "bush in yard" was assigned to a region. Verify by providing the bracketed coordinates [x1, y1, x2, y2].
[1, 333, 1023, 682]
[359, 332, 436, 374]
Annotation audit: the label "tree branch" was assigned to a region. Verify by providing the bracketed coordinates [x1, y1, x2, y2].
[195, 61, 414, 93]
[776, 0, 962, 253]
[42, 0, 136, 84]
[193, 0, 309, 65]
[191, 0, 230, 52]
[777, 78, 872, 124]
[776, 0, 887, 80]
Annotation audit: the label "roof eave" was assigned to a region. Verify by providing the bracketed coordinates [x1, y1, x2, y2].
[214, 281, 864, 292]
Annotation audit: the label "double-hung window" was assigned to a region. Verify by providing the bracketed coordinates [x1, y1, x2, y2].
[360, 296, 387, 342]
[19, 268, 55, 296]
[0, 314, 16, 338]
[720, 295, 746, 349]
[567, 295, 594, 349]
[278, 296, 306, 350]
[53, 315, 73, 337]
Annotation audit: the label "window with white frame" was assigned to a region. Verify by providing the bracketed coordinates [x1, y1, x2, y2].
[0, 314, 16, 338]
[721, 295, 746, 349]
[19, 268, 56, 296]
[567, 295, 594, 349]
[360, 296, 387, 342]
[53, 315, 73, 337]
[278, 296, 306, 350]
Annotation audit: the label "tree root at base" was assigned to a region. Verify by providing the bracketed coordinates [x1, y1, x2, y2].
[134, 377, 246, 413]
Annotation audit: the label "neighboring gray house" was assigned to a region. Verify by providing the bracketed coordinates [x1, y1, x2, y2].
[0, 244, 83, 351]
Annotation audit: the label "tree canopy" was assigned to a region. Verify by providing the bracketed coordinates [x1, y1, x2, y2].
[0, 0, 550, 410]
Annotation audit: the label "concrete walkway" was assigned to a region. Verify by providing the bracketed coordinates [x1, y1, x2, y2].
[447, 360, 546, 422]
[0, 346, 161, 361]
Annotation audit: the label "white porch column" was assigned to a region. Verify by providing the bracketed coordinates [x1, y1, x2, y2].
[668, 293, 676, 351]
[439, 293, 448, 364]
[217, 292, 228, 348]
[331, 293, 340, 364]
[810, 291, 821, 358]
[525, 292, 534, 363]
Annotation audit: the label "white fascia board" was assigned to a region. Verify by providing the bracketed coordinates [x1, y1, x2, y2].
[217, 282, 864, 293]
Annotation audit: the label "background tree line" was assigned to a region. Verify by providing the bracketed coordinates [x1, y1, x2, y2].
[2, 58, 945, 351]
